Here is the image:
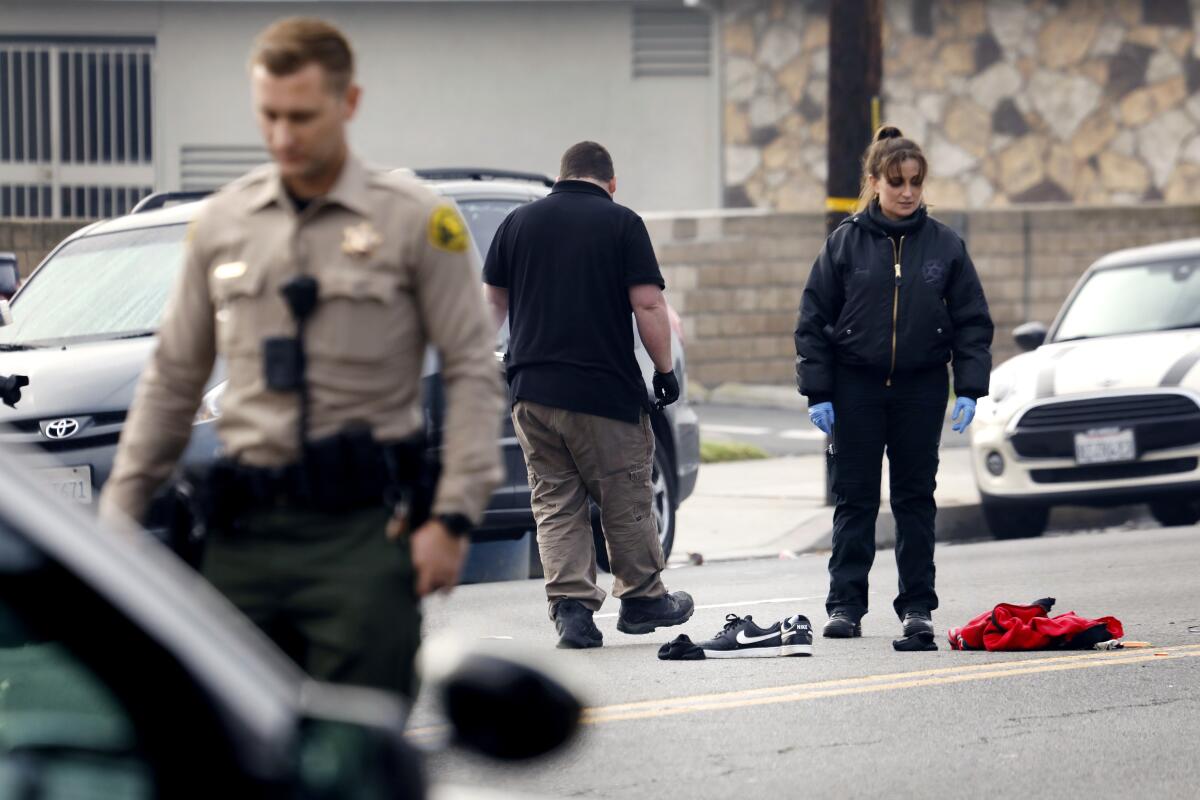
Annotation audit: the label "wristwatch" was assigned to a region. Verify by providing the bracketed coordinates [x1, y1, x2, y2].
[436, 513, 473, 538]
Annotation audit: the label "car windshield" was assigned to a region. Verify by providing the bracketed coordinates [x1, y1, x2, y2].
[0, 224, 187, 349]
[456, 198, 523, 257]
[1053, 258, 1200, 342]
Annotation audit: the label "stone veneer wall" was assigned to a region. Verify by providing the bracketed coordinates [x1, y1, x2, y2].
[644, 203, 1200, 388]
[722, 0, 1200, 210]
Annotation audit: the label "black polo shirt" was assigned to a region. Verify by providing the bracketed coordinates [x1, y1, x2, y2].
[482, 180, 665, 424]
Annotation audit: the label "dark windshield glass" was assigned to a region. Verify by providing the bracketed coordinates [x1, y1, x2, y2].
[1054, 259, 1200, 342]
[0, 225, 187, 348]
[457, 198, 523, 258]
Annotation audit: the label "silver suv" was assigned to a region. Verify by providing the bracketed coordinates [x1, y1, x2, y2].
[0, 169, 700, 578]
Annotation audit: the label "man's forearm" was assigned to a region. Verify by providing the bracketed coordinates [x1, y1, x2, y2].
[484, 284, 509, 333]
[634, 304, 673, 373]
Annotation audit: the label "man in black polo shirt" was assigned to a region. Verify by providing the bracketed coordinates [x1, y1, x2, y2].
[483, 141, 694, 649]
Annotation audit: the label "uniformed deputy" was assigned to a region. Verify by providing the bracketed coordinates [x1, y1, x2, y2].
[99, 18, 504, 699]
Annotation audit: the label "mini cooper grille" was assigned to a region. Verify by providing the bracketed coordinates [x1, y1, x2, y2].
[1016, 394, 1199, 429]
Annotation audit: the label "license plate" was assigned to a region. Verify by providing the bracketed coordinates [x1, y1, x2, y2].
[1074, 428, 1136, 465]
[39, 465, 94, 504]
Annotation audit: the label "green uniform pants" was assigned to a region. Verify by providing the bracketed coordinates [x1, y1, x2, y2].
[201, 505, 420, 700]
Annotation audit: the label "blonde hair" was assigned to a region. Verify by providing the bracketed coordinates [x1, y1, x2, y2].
[855, 125, 928, 213]
[250, 17, 355, 95]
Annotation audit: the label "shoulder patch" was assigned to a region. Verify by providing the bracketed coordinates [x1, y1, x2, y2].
[428, 204, 469, 253]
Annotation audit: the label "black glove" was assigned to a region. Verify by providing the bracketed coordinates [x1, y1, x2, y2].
[0, 374, 28, 408]
[652, 370, 680, 409]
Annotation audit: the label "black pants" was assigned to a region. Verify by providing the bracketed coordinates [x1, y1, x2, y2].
[827, 365, 948, 620]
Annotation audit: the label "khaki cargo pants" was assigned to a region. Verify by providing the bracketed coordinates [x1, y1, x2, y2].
[512, 400, 667, 613]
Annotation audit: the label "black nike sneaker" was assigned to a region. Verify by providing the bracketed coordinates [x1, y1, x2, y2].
[697, 614, 786, 658]
[780, 614, 814, 656]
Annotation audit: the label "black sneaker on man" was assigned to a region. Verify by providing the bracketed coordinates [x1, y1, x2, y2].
[822, 608, 862, 638]
[780, 614, 814, 656]
[697, 614, 786, 658]
[901, 608, 934, 638]
[616, 591, 695, 634]
[552, 599, 603, 649]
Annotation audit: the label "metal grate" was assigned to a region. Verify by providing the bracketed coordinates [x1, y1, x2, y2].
[1, 38, 155, 218]
[632, 7, 712, 78]
[180, 145, 269, 191]
[1016, 394, 1200, 429]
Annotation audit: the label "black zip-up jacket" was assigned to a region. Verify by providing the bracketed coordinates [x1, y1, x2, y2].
[794, 202, 993, 405]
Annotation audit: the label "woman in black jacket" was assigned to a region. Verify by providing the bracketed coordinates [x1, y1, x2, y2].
[794, 126, 994, 641]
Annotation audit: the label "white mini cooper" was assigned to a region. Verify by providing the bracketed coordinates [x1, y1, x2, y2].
[971, 238, 1200, 539]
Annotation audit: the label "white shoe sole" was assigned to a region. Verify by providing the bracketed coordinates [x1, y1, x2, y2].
[702, 643, 814, 658]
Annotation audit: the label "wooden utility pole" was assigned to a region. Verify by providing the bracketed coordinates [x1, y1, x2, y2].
[823, 0, 882, 505]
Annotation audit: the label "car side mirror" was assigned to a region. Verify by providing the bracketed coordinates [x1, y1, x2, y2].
[1013, 321, 1047, 352]
[441, 653, 581, 760]
[0, 253, 19, 300]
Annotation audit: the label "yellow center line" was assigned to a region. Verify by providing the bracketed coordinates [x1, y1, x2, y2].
[582, 645, 1200, 725]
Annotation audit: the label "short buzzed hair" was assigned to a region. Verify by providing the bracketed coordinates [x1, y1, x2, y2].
[250, 17, 355, 94]
[560, 141, 615, 183]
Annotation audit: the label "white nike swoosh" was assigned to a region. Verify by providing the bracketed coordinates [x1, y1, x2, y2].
[736, 629, 782, 645]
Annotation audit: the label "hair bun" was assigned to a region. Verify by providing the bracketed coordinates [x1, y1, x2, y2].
[874, 125, 903, 142]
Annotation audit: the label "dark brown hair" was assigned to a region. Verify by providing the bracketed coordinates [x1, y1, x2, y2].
[855, 125, 928, 213]
[559, 141, 615, 183]
[250, 17, 355, 94]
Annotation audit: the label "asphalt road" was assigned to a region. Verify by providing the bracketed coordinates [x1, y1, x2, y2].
[414, 524, 1200, 799]
[695, 402, 970, 456]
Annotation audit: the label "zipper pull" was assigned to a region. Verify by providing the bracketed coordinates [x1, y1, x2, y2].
[894, 262, 901, 285]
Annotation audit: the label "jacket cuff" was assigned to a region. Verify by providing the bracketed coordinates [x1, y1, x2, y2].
[805, 393, 834, 407]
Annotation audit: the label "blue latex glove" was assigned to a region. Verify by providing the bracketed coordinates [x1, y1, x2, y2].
[808, 401, 835, 436]
[951, 397, 976, 433]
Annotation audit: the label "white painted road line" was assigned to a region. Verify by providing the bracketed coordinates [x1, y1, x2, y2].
[701, 424, 770, 436]
[779, 429, 827, 440]
[595, 595, 825, 620]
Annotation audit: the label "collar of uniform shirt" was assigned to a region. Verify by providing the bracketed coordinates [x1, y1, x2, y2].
[550, 180, 613, 200]
[247, 152, 373, 218]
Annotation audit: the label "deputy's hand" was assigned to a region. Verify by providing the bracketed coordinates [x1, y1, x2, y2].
[410, 519, 470, 597]
[808, 401, 834, 435]
[951, 396, 976, 433]
[653, 370, 681, 409]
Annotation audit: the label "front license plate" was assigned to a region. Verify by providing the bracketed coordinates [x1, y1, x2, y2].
[1074, 428, 1136, 465]
[39, 465, 94, 504]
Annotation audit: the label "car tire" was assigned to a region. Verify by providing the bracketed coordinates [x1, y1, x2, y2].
[982, 499, 1049, 540]
[593, 441, 676, 573]
[1149, 499, 1200, 527]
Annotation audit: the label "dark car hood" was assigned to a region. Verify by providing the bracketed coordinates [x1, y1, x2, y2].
[0, 337, 220, 423]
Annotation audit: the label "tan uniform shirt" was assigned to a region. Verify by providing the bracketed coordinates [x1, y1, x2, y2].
[100, 154, 504, 525]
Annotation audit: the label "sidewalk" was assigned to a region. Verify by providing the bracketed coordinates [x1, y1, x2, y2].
[670, 447, 1144, 565]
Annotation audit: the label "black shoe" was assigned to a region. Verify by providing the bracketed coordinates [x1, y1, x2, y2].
[822, 608, 862, 638]
[780, 614, 814, 656]
[696, 614, 784, 658]
[552, 599, 603, 649]
[901, 608, 933, 638]
[616, 591, 695, 634]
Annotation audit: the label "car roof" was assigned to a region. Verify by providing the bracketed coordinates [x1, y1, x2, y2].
[64, 173, 549, 243]
[1089, 237, 1200, 271]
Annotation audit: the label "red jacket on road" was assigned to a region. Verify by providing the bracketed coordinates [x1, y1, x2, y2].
[948, 600, 1123, 651]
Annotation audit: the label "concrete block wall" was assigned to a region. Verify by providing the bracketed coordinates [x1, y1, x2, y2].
[646, 203, 1200, 389]
[0, 221, 93, 280]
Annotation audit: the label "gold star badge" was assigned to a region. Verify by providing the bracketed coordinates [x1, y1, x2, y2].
[342, 222, 383, 257]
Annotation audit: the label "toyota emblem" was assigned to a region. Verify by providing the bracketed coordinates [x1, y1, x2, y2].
[44, 418, 81, 440]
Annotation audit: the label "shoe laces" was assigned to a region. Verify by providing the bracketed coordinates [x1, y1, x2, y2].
[720, 613, 748, 633]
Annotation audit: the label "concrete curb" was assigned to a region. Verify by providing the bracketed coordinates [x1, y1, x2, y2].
[799, 502, 1153, 553]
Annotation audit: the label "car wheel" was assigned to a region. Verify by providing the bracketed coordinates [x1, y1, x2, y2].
[593, 441, 676, 573]
[982, 500, 1048, 540]
[1149, 499, 1200, 527]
